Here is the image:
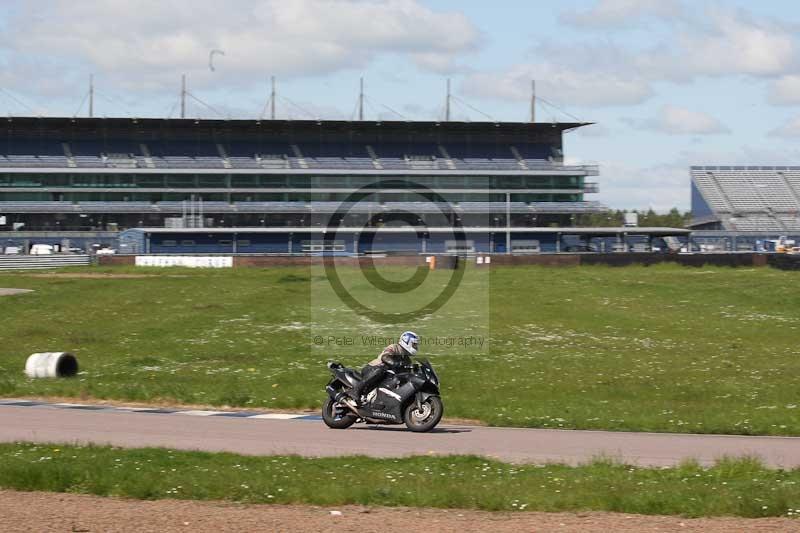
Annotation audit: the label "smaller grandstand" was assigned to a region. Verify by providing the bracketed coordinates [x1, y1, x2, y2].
[690, 166, 800, 232]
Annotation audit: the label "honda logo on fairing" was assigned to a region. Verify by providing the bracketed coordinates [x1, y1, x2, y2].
[371, 412, 396, 419]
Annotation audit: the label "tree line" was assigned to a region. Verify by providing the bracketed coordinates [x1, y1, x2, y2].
[575, 208, 691, 228]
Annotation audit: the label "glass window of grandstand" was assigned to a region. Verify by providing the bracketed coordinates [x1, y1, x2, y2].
[231, 175, 259, 187]
[198, 175, 228, 188]
[492, 176, 530, 189]
[230, 193, 284, 202]
[350, 176, 378, 188]
[133, 175, 166, 188]
[165, 175, 197, 188]
[462, 176, 491, 188]
[507, 194, 544, 203]
[258, 176, 287, 187]
[1, 175, 43, 187]
[158, 193, 226, 202]
[507, 193, 580, 203]
[523, 176, 552, 189]
[287, 176, 315, 188]
[0, 192, 50, 201]
[70, 174, 132, 188]
[436, 176, 466, 188]
[319, 176, 348, 188]
[62, 192, 104, 201]
[287, 193, 311, 202]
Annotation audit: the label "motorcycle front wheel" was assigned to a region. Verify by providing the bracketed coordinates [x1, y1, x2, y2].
[322, 397, 357, 429]
[404, 396, 444, 433]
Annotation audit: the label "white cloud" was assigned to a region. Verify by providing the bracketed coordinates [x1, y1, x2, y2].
[678, 9, 797, 77]
[463, 61, 652, 108]
[768, 75, 800, 105]
[594, 160, 690, 211]
[625, 105, 730, 135]
[3, 0, 480, 92]
[575, 123, 611, 138]
[411, 52, 471, 75]
[560, 0, 684, 29]
[768, 115, 800, 137]
[559, 0, 797, 81]
[464, 4, 800, 110]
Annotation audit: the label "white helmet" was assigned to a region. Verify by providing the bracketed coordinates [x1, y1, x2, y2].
[399, 331, 420, 356]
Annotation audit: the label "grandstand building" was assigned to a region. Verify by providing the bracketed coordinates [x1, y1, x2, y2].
[690, 166, 800, 250]
[0, 116, 607, 253]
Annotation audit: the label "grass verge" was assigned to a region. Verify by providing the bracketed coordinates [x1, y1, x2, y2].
[1, 264, 799, 434]
[0, 443, 799, 518]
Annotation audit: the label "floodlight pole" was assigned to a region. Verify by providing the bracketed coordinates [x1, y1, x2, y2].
[270, 76, 276, 120]
[530, 80, 536, 123]
[445, 78, 451, 121]
[358, 77, 364, 121]
[180, 74, 186, 119]
[88, 74, 94, 118]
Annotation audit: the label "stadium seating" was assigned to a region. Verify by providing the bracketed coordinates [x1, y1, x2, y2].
[228, 156, 261, 169]
[0, 136, 581, 173]
[692, 166, 800, 232]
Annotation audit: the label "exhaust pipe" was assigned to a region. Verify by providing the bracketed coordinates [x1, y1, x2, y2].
[333, 391, 361, 415]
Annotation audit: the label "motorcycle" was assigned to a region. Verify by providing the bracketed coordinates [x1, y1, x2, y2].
[322, 359, 444, 432]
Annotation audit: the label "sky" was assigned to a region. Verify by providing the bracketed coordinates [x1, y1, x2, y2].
[2, 0, 800, 211]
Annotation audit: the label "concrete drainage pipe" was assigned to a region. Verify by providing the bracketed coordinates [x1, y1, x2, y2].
[24, 352, 79, 378]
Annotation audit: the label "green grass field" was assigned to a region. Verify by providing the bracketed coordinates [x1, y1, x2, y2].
[1, 443, 798, 518]
[1, 264, 799, 435]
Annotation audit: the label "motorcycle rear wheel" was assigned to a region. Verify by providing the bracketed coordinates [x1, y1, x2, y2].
[404, 396, 443, 433]
[322, 397, 357, 429]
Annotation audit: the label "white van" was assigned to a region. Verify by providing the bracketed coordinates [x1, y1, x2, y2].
[29, 244, 55, 255]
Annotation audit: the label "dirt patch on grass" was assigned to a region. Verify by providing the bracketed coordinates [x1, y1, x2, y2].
[0, 490, 794, 532]
[0, 288, 33, 296]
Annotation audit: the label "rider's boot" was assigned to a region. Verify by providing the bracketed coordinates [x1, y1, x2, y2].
[346, 383, 363, 406]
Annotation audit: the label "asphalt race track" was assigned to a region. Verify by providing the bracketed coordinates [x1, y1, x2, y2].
[1, 403, 799, 468]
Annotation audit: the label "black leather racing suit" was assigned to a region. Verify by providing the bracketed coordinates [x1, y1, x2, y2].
[351, 343, 412, 402]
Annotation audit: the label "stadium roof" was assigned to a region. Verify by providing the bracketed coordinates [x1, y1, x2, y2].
[0, 116, 592, 136]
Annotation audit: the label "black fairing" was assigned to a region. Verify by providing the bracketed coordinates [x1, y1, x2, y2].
[325, 359, 441, 424]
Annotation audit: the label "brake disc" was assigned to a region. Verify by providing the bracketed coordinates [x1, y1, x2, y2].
[413, 403, 432, 420]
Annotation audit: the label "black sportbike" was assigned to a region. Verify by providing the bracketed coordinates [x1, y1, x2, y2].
[322, 359, 443, 432]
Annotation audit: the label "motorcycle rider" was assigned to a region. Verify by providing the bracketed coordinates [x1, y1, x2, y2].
[348, 331, 419, 405]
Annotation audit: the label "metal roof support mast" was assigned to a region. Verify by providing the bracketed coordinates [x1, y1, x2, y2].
[359, 77, 364, 120]
[270, 76, 276, 120]
[88, 75, 94, 118]
[445, 78, 451, 122]
[530, 80, 536, 123]
[180, 74, 186, 119]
